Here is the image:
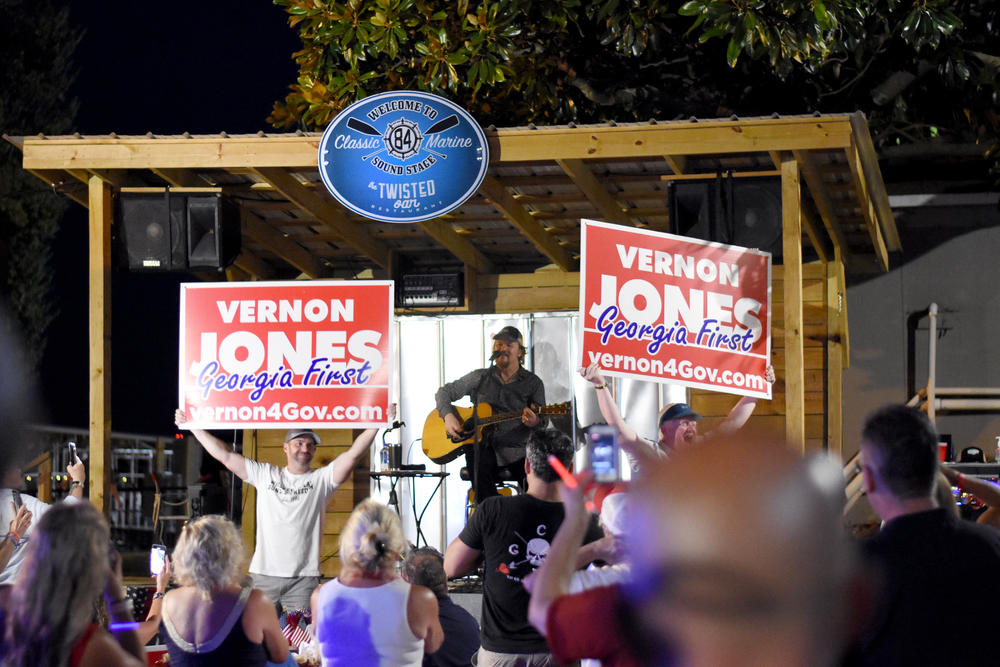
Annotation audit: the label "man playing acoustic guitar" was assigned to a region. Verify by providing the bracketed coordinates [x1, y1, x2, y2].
[434, 326, 546, 503]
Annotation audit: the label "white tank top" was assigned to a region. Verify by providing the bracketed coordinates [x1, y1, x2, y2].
[316, 576, 424, 667]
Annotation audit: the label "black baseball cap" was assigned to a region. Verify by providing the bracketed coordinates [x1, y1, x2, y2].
[493, 326, 523, 345]
[658, 403, 701, 426]
[285, 429, 321, 445]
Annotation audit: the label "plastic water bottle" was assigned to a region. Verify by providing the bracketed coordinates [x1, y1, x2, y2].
[380, 444, 390, 471]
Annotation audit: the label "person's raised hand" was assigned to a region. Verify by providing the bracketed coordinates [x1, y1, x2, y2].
[155, 554, 172, 594]
[8, 502, 31, 536]
[557, 469, 594, 520]
[67, 456, 86, 483]
[579, 362, 607, 388]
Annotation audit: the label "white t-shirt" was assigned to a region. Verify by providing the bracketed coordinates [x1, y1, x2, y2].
[0, 489, 79, 585]
[243, 460, 340, 578]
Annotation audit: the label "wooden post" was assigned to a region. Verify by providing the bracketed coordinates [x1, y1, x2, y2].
[88, 176, 112, 514]
[826, 259, 846, 457]
[37, 456, 52, 504]
[781, 157, 806, 450]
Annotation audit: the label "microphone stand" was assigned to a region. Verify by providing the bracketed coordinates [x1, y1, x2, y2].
[470, 354, 497, 507]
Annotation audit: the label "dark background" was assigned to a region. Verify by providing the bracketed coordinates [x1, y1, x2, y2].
[39, 2, 300, 435]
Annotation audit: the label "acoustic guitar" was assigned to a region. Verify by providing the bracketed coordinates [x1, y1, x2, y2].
[421, 402, 571, 464]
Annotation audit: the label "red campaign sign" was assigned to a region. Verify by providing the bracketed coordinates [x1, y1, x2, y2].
[178, 280, 394, 428]
[579, 220, 772, 399]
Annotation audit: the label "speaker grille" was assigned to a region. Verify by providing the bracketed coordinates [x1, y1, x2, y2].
[118, 193, 240, 271]
[668, 177, 783, 261]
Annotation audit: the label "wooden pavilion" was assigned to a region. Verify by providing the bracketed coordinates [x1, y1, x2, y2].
[9, 112, 898, 572]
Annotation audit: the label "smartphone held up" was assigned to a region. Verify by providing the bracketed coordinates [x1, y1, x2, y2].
[587, 425, 620, 483]
[150, 544, 167, 576]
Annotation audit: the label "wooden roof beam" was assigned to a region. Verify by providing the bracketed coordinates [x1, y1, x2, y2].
[479, 176, 575, 271]
[663, 154, 686, 175]
[87, 168, 128, 188]
[231, 247, 274, 280]
[555, 159, 632, 226]
[17, 116, 858, 169]
[801, 203, 831, 263]
[494, 116, 856, 162]
[418, 220, 496, 274]
[152, 168, 211, 188]
[26, 169, 88, 207]
[240, 207, 323, 278]
[843, 142, 890, 271]
[226, 265, 251, 281]
[849, 113, 901, 252]
[251, 167, 391, 269]
[793, 150, 851, 263]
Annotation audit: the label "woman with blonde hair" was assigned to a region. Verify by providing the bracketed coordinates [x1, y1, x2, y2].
[159, 515, 287, 666]
[313, 499, 443, 666]
[1, 502, 144, 667]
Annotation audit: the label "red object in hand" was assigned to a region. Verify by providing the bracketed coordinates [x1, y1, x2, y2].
[547, 455, 576, 488]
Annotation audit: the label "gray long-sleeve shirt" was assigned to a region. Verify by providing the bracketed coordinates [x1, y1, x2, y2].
[435, 366, 546, 465]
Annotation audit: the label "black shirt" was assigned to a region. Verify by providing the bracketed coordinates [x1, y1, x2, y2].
[458, 494, 603, 654]
[424, 596, 481, 667]
[858, 508, 1000, 666]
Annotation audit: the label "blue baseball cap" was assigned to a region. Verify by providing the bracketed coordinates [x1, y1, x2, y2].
[658, 403, 701, 427]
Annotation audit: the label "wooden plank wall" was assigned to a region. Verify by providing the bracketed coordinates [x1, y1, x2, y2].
[240, 429, 370, 579]
[690, 262, 831, 453]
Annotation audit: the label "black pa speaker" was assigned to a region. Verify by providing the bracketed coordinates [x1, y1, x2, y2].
[118, 192, 241, 271]
[668, 177, 783, 262]
[187, 196, 241, 270]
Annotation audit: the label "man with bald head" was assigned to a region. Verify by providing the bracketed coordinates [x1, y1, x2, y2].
[534, 434, 861, 667]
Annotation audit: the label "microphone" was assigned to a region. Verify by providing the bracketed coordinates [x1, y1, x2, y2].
[386, 420, 405, 432]
[488, 349, 502, 362]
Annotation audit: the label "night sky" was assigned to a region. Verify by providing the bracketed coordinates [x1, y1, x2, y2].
[38, 2, 300, 435]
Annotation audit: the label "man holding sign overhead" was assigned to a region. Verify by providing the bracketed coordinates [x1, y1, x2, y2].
[580, 362, 774, 464]
[578, 219, 774, 468]
[175, 407, 392, 613]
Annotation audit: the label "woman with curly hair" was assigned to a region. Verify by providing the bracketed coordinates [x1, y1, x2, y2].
[2, 502, 144, 667]
[159, 515, 287, 666]
[312, 498, 443, 666]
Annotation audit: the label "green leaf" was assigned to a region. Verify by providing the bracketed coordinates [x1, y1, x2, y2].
[678, 1, 704, 17]
[726, 36, 741, 67]
[954, 58, 970, 80]
[900, 9, 921, 40]
[699, 25, 726, 43]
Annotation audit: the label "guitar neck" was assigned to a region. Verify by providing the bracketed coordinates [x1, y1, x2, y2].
[475, 404, 566, 427]
[477, 411, 521, 427]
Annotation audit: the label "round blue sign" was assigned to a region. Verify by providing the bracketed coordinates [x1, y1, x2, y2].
[317, 91, 489, 224]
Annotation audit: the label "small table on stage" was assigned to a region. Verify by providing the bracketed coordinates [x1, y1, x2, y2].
[370, 470, 449, 547]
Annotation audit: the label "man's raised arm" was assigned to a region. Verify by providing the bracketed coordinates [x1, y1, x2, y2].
[329, 404, 397, 486]
[579, 363, 643, 450]
[715, 365, 775, 435]
[174, 409, 248, 481]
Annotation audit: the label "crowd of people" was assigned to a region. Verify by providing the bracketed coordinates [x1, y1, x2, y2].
[3, 317, 1000, 666]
